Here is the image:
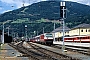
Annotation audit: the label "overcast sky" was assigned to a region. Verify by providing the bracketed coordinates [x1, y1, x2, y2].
[0, 0, 90, 13]
[65, 0, 90, 5]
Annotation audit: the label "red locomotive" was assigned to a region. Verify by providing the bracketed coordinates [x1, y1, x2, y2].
[39, 33, 53, 44]
[64, 35, 90, 42]
[30, 33, 53, 45]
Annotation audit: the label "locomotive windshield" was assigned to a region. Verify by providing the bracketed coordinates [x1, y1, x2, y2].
[45, 33, 53, 37]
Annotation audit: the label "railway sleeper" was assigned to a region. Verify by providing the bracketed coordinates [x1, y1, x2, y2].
[28, 43, 79, 60]
[21, 44, 57, 60]
[9, 42, 80, 60]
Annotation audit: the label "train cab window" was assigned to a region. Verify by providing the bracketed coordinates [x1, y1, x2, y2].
[86, 29, 87, 32]
[81, 30, 83, 32]
[45, 34, 53, 37]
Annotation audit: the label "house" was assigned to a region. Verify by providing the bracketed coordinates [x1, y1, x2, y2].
[69, 23, 90, 36]
[52, 26, 71, 41]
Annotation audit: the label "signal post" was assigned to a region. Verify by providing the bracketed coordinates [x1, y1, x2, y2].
[60, 1, 67, 53]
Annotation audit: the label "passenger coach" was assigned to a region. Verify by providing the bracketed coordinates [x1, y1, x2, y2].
[64, 35, 90, 42]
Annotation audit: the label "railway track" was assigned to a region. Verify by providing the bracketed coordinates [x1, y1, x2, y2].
[33, 43, 90, 60]
[27, 42, 73, 60]
[51, 44, 90, 56]
[8, 41, 80, 60]
[9, 42, 57, 60]
[27, 42, 81, 60]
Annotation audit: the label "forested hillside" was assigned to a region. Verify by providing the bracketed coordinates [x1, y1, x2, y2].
[0, 1, 90, 37]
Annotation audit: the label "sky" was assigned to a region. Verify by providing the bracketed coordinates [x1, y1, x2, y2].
[0, 0, 90, 14]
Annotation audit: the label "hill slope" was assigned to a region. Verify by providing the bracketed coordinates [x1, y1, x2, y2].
[0, 1, 90, 37]
[0, 1, 90, 21]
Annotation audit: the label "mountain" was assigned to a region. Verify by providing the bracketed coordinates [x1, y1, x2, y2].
[0, 1, 90, 22]
[0, 1, 90, 37]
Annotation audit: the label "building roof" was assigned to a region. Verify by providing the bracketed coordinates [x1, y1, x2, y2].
[72, 23, 90, 29]
[52, 26, 71, 33]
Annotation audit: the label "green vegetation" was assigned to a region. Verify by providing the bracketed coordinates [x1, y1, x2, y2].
[0, 1, 90, 37]
[11, 18, 30, 23]
[36, 18, 46, 22]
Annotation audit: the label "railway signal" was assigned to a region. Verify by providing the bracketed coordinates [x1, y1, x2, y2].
[60, 1, 67, 53]
[60, 2, 66, 18]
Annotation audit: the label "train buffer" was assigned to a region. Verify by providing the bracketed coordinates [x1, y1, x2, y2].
[0, 43, 29, 60]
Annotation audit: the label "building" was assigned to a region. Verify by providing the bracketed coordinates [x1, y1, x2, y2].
[52, 26, 71, 41]
[69, 23, 90, 36]
[52, 23, 90, 41]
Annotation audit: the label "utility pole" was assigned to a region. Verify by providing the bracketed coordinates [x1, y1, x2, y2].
[34, 31, 36, 37]
[43, 27, 44, 34]
[60, 1, 66, 53]
[7, 26, 10, 36]
[2, 23, 4, 44]
[54, 20, 55, 41]
[37, 31, 38, 36]
[25, 25, 27, 41]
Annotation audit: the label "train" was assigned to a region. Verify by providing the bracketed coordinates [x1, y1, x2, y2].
[30, 33, 54, 45]
[64, 35, 90, 42]
[29, 32, 90, 44]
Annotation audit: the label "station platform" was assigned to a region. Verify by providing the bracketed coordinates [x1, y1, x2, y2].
[29, 42, 90, 60]
[53, 41, 90, 47]
[0, 43, 29, 60]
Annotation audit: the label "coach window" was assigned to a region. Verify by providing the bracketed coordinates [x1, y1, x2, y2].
[81, 30, 83, 32]
[87, 37, 89, 39]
